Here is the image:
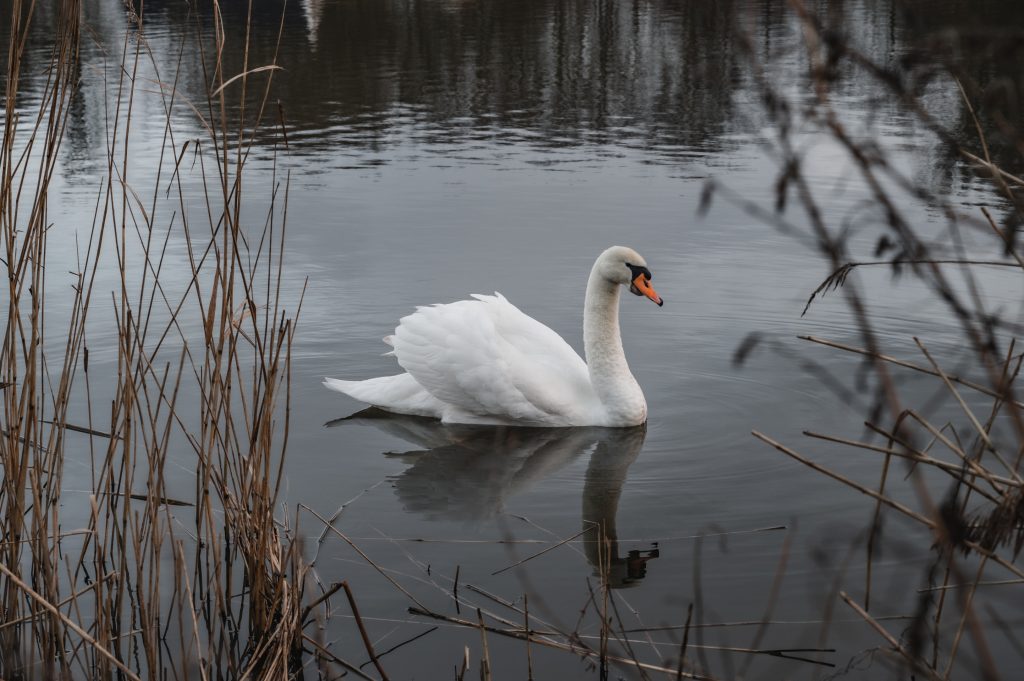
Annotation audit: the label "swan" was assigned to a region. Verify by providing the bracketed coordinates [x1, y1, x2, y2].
[323, 245, 663, 427]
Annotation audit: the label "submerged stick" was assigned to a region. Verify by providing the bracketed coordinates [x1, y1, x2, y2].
[676, 603, 693, 680]
[408, 607, 720, 680]
[341, 581, 390, 681]
[453, 564, 461, 614]
[302, 633, 376, 681]
[359, 626, 437, 670]
[622, 615, 913, 633]
[918, 579, 1024, 592]
[491, 527, 589, 575]
[326, 525, 784, 544]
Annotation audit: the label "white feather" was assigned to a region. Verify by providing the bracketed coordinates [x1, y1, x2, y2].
[322, 374, 444, 418]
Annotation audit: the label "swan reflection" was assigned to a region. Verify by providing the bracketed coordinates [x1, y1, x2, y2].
[580, 426, 659, 587]
[331, 410, 658, 587]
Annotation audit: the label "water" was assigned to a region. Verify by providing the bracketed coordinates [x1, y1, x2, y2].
[5, 0, 1024, 677]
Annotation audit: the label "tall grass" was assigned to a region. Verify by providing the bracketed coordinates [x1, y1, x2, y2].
[723, 1, 1024, 677]
[1, 0, 309, 677]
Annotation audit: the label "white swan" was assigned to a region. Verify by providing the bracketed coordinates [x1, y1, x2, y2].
[323, 246, 663, 427]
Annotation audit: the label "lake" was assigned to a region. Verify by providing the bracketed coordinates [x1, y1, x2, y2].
[3, 0, 1023, 678]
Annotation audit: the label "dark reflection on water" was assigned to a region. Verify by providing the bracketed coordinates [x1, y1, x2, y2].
[202, 0, 747, 156]
[895, 0, 1024, 176]
[333, 410, 657, 587]
[284, 0, 745, 155]
[137, 1, 1023, 163]
[8, 0, 1024, 176]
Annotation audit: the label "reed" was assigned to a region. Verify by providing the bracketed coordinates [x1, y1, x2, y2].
[723, 0, 1024, 677]
[0, 0, 314, 678]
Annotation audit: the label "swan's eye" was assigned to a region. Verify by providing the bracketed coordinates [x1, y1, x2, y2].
[626, 263, 652, 281]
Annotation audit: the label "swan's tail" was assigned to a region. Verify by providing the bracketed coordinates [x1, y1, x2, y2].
[323, 374, 443, 419]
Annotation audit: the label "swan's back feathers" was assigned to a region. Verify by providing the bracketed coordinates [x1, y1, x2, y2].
[391, 293, 594, 425]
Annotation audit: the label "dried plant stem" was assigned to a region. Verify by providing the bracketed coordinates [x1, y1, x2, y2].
[839, 592, 944, 681]
[914, 338, 1021, 483]
[803, 430, 1009, 499]
[491, 527, 590, 576]
[0, 561, 141, 681]
[799, 336, 1024, 410]
[477, 608, 493, 681]
[753, 432, 934, 527]
[408, 607, 721, 681]
[341, 581, 390, 681]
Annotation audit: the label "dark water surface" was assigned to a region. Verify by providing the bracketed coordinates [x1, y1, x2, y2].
[6, 0, 1024, 678]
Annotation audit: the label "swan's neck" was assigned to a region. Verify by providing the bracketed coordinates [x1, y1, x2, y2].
[584, 267, 647, 425]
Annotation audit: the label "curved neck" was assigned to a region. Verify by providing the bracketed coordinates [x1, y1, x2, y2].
[584, 265, 642, 420]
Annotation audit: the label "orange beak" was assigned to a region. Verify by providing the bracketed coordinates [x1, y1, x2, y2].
[632, 275, 663, 306]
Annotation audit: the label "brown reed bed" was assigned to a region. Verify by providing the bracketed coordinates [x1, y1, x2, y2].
[1, 0, 313, 677]
[717, 1, 1024, 678]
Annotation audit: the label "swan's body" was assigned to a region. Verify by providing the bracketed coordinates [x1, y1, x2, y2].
[324, 246, 663, 427]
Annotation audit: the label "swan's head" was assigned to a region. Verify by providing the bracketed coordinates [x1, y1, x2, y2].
[597, 246, 664, 306]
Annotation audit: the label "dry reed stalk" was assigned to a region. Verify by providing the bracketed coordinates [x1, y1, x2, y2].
[839, 592, 945, 681]
[476, 607, 493, 681]
[0, 0, 321, 678]
[491, 526, 589, 576]
[342, 580, 391, 681]
[525, 592, 534, 680]
[676, 603, 693, 680]
[739, 4, 1024, 675]
[408, 606, 723, 681]
[799, 335, 1024, 410]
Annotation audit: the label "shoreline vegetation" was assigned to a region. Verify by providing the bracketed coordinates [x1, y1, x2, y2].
[728, 2, 1024, 679]
[1, 0, 1022, 679]
[3, 0, 305, 677]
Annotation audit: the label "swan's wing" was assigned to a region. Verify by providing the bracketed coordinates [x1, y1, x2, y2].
[391, 293, 593, 424]
[322, 374, 445, 418]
